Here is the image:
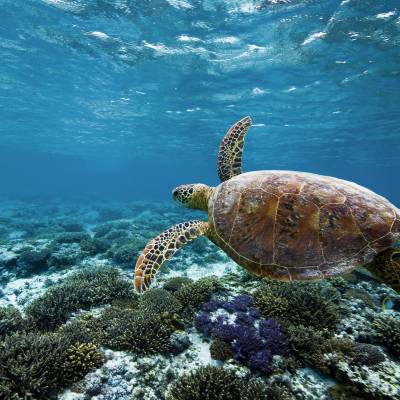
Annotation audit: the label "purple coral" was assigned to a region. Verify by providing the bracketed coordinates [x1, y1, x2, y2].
[194, 312, 212, 334]
[195, 295, 288, 373]
[202, 299, 224, 312]
[249, 350, 274, 373]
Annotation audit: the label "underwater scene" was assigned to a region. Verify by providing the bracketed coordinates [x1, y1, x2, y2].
[1, 0, 400, 399]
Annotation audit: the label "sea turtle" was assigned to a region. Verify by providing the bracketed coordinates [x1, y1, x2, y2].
[134, 117, 400, 293]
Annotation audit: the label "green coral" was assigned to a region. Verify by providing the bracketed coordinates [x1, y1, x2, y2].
[163, 276, 193, 292]
[54, 232, 90, 244]
[373, 315, 400, 355]
[0, 305, 25, 339]
[80, 238, 109, 255]
[58, 314, 101, 345]
[242, 378, 293, 400]
[210, 338, 234, 361]
[26, 267, 137, 331]
[138, 288, 182, 314]
[98, 306, 174, 355]
[165, 366, 293, 400]
[175, 276, 223, 316]
[165, 366, 244, 400]
[0, 330, 101, 398]
[254, 279, 343, 332]
[111, 243, 137, 265]
[62, 342, 103, 382]
[284, 324, 328, 365]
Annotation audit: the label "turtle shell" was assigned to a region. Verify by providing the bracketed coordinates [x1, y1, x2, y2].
[208, 171, 400, 281]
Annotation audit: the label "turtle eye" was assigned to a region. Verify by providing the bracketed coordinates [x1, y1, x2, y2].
[173, 190, 179, 198]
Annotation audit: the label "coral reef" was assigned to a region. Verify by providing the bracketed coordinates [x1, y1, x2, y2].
[163, 276, 193, 292]
[62, 342, 103, 382]
[254, 279, 343, 332]
[0, 330, 103, 399]
[373, 314, 400, 355]
[26, 266, 136, 330]
[138, 288, 183, 315]
[210, 338, 234, 361]
[97, 306, 175, 355]
[165, 366, 246, 400]
[1, 199, 399, 400]
[175, 276, 223, 317]
[0, 305, 25, 339]
[195, 296, 288, 373]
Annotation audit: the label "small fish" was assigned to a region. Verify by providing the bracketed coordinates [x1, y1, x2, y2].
[381, 295, 393, 311]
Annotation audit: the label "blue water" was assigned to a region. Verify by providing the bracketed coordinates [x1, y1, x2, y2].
[0, 0, 399, 204]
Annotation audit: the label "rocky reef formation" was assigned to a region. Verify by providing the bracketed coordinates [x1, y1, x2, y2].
[0, 199, 399, 400]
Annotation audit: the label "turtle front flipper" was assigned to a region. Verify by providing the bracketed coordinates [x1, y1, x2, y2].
[134, 220, 209, 293]
[365, 248, 400, 291]
[218, 116, 252, 182]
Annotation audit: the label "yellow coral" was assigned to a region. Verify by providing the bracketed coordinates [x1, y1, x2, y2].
[62, 342, 103, 382]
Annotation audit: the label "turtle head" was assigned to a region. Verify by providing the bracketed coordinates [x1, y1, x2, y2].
[172, 184, 213, 211]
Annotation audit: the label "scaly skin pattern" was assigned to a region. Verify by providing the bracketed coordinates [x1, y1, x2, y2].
[208, 170, 400, 281]
[134, 220, 209, 293]
[217, 116, 251, 182]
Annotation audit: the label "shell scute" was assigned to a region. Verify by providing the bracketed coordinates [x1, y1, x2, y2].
[345, 193, 394, 242]
[228, 188, 278, 265]
[319, 203, 367, 263]
[275, 193, 323, 268]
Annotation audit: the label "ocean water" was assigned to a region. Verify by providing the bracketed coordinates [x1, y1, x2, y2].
[0, 1, 400, 400]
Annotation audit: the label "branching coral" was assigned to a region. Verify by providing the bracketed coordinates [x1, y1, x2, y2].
[373, 315, 400, 356]
[163, 276, 193, 292]
[284, 324, 328, 364]
[210, 338, 234, 361]
[80, 238, 110, 255]
[54, 232, 90, 244]
[254, 279, 343, 332]
[0, 305, 25, 339]
[98, 306, 174, 355]
[26, 267, 137, 331]
[0, 330, 101, 398]
[195, 296, 287, 373]
[138, 288, 183, 314]
[165, 366, 244, 400]
[166, 366, 294, 400]
[242, 378, 293, 400]
[174, 276, 223, 316]
[111, 243, 137, 265]
[62, 342, 103, 382]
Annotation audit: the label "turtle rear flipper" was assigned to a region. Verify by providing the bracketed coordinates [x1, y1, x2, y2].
[218, 116, 252, 182]
[134, 220, 209, 293]
[366, 248, 400, 291]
